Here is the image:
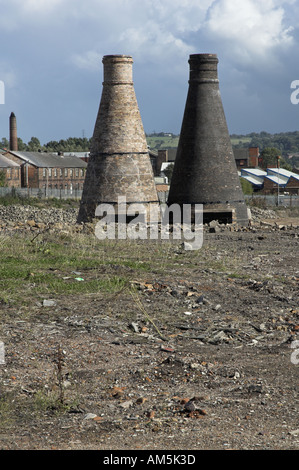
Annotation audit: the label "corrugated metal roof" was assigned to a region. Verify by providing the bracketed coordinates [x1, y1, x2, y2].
[241, 168, 267, 176]
[6, 151, 87, 168]
[267, 168, 296, 178]
[62, 152, 90, 158]
[240, 175, 264, 186]
[289, 174, 299, 181]
[264, 175, 288, 186]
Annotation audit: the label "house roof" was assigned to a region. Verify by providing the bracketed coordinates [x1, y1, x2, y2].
[267, 167, 295, 178]
[241, 168, 267, 177]
[240, 175, 264, 187]
[5, 150, 87, 168]
[240, 167, 299, 188]
[264, 175, 288, 186]
[62, 152, 90, 159]
[0, 153, 20, 168]
[233, 148, 249, 159]
[166, 148, 177, 161]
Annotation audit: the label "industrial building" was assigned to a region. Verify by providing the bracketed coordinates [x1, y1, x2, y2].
[1, 149, 87, 191]
[0, 113, 87, 191]
[240, 167, 299, 194]
[0, 150, 21, 187]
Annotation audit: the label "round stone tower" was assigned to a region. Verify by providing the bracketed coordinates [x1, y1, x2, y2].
[168, 54, 248, 226]
[77, 54, 159, 224]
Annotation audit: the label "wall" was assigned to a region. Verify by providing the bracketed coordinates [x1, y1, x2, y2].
[0, 167, 21, 187]
[37, 167, 86, 190]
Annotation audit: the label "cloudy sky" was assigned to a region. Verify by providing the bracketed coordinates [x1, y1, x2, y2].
[0, 0, 299, 145]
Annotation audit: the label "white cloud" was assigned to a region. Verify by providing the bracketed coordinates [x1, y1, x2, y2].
[118, 21, 194, 63]
[0, 62, 17, 88]
[21, 0, 64, 12]
[205, 0, 294, 64]
[67, 1, 214, 73]
[71, 50, 101, 72]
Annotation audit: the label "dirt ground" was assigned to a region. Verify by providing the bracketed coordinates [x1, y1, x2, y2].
[0, 207, 298, 452]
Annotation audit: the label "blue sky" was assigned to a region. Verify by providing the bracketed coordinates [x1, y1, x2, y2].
[0, 0, 299, 145]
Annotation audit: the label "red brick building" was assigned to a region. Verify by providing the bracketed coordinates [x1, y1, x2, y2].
[233, 147, 260, 170]
[0, 151, 21, 187]
[2, 150, 87, 191]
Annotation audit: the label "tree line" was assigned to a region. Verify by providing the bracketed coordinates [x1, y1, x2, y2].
[0, 136, 92, 153]
[231, 131, 299, 155]
[1, 130, 299, 164]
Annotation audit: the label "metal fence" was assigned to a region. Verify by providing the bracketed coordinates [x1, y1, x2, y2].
[0, 187, 170, 203]
[0, 186, 83, 200]
[245, 194, 299, 207]
[0, 187, 298, 207]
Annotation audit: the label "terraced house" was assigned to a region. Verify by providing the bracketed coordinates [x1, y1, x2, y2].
[0, 150, 21, 187]
[1, 149, 87, 191]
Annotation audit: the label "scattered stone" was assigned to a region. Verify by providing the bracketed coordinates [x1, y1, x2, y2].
[120, 400, 133, 409]
[26, 219, 37, 227]
[42, 299, 56, 307]
[184, 400, 196, 412]
[247, 384, 263, 394]
[208, 330, 230, 344]
[83, 413, 97, 420]
[130, 322, 140, 333]
[160, 345, 175, 353]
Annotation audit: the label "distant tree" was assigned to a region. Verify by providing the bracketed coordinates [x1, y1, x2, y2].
[260, 147, 281, 168]
[17, 137, 27, 150]
[27, 137, 41, 151]
[162, 163, 174, 183]
[44, 137, 91, 152]
[0, 137, 9, 148]
[260, 147, 293, 170]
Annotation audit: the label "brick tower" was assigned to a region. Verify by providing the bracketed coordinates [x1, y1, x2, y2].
[77, 54, 159, 224]
[9, 112, 18, 151]
[168, 54, 248, 226]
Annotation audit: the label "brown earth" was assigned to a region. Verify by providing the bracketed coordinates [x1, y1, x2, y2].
[0, 207, 298, 452]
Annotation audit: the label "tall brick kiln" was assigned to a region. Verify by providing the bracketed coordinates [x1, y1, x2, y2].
[77, 54, 159, 224]
[9, 112, 18, 151]
[168, 54, 249, 226]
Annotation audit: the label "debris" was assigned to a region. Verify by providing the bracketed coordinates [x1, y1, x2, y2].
[83, 413, 98, 420]
[136, 397, 147, 405]
[184, 400, 196, 412]
[120, 400, 133, 409]
[160, 345, 175, 353]
[247, 384, 263, 394]
[129, 322, 140, 333]
[42, 299, 56, 307]
[208, 330, 230, 344]
[111, 386, 126, 398]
